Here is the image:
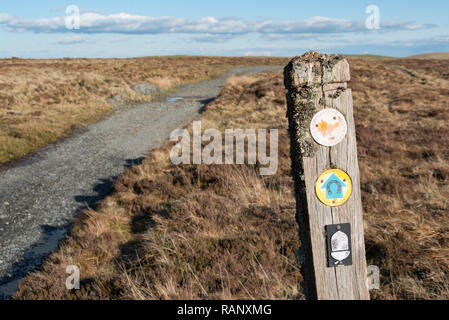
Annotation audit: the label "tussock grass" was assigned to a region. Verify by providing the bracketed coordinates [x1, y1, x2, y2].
[13, 57, 449, 300]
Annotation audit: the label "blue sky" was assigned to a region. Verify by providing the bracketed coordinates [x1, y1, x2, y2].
[0, 0, 448, 58]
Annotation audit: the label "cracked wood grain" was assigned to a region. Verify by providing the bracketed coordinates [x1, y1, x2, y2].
[284, 51, 369, 300]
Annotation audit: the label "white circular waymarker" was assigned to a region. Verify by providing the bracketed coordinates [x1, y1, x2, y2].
[310, 108, 348, 147]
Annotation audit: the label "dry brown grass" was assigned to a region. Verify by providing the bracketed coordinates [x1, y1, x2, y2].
[350, 58, 449, 299]
[0, 56, 288, 164]
[408, 52, 449, 60]
[13, 57, 449, 300]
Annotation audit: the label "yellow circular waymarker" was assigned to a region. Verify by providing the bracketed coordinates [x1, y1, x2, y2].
[315, 169, 352, 207]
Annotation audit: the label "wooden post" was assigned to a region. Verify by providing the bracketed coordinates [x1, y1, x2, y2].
[284, 51, 370, 300]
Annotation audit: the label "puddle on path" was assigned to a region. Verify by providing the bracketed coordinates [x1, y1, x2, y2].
[166, 97, 184, 102]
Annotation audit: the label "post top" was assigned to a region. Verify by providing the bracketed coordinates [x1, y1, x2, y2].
[284, 51, 350, 87]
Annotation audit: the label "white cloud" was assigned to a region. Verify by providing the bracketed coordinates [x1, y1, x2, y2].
[0, 12, 436, 37]
[0, 13, 10, 23]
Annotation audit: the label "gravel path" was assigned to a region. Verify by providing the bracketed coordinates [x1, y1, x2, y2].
[0, 65, 282, 299]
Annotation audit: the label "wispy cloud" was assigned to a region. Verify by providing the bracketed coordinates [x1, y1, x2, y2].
[0, 12, 436, 36]
[57, 35, 87, 45]
[184, 33, 234, 43]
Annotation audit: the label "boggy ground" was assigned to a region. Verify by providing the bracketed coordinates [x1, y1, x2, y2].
[13, 57, 449, 300]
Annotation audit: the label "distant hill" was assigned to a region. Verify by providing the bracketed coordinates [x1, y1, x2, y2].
[407, 52, 449, 59]
[344, 54, 396, 60]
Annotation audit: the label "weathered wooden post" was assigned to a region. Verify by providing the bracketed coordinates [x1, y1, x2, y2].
[284, 51, 369, 300]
